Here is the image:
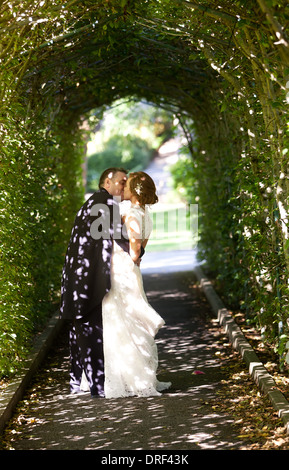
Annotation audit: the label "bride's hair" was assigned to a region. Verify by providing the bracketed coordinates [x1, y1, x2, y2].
[128, 171, 158, 206]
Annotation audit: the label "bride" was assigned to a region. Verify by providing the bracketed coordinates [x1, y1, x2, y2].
[81, 171, 171, 398]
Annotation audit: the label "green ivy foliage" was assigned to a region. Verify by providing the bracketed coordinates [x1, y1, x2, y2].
[0, 106, 85, 375]
[172, 84, 289, 364]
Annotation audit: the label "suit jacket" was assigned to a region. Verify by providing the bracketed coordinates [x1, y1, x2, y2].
[60, 188, 129, 320]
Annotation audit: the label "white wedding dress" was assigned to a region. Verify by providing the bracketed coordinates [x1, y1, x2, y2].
[81, 204, 171, 398]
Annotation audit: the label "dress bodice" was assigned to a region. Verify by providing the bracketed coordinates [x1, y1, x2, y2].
[121, 203, 153, 242]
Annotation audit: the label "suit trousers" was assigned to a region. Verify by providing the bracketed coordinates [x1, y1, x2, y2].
[69, 304, 104, 396]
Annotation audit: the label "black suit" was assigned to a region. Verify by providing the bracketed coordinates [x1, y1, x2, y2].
[60, 188, 129, 395]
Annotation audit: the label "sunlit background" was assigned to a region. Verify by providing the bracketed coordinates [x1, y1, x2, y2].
[84, 98, 198, 255]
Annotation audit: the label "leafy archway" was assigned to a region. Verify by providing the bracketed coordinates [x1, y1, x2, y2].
[1, 0, 289, 374]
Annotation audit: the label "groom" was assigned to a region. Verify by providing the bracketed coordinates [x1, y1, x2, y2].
[60, 168, 129, 397]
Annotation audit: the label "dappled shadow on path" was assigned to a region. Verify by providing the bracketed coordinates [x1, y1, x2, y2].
[6, 271, 243, 450]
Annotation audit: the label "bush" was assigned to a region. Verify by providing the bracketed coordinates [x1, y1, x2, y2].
[87, 134, 153, 192]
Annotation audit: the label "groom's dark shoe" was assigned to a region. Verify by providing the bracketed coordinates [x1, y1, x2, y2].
[90, 382, 104, 398]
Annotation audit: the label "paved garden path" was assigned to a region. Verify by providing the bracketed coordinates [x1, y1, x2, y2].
[2, 251, 248, 452]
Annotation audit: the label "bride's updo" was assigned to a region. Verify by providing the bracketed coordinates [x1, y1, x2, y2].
[128, 171, 158, 206]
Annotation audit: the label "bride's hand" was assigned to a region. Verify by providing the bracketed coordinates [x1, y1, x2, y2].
[135, 258, 141, 266]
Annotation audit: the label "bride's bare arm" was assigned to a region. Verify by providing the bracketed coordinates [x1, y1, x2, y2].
[126, 215, 142, 263]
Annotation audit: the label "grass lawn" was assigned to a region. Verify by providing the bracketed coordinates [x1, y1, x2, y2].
[146, 202, 198, 252]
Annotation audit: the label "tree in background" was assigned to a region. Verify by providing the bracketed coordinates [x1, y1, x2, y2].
[85, 99, 175, 192]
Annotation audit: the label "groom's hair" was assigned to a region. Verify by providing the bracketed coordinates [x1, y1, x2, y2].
[99, 167, 128, 188]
